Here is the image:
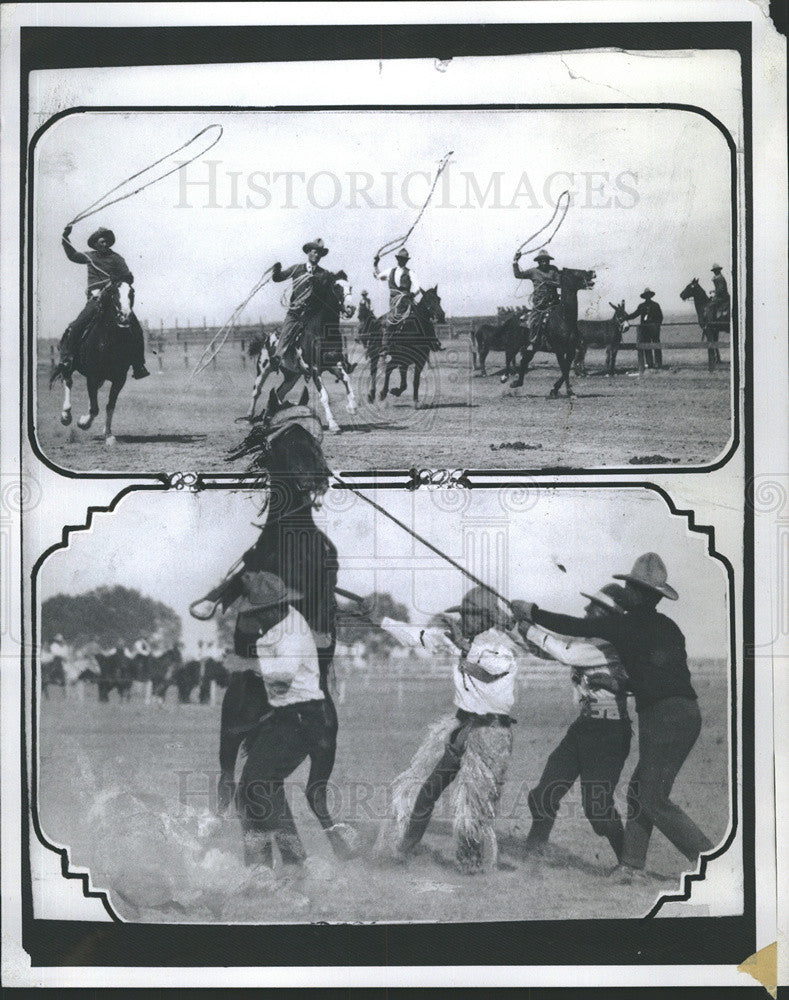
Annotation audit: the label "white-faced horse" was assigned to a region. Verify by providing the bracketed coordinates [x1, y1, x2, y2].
[54, 280, 136, 445]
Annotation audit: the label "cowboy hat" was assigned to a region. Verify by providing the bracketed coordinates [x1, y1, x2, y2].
[534, 250, 554, 262]
[302, 238, 329, 257]
[444, 585, 508, 625]
[87, 227, 115, 250]
[613, 553, 678, 600]
[241, 570, 302, 611]
[639, 288, 655, 299]
[394, 248, 410, 261]
[711, 264, 723, 272]
[580, 582, 628, 614]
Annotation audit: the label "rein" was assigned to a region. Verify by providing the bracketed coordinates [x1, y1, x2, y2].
[66, 125, 223, 226]
[374, 150, 453, 262]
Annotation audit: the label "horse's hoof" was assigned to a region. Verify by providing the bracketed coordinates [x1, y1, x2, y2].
[549, 390, 559, 399]
[77, 415, 93, 430]
[367, 393, 375, 405]
[60, 411, 72, 426]
[499, 374, 509, 384]
[234, 415, 253, 424]
[390, 387, 404, 397]
[105, 436, 116, 447]
[510, 379, 524, 388]
[328, 424, 341, 435]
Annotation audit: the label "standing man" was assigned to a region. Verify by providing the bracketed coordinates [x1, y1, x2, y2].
[271, 238, 348, 366]
[232, 571, 358, 871]
[511, 553, 715, 883]
[625, 288, 664, 373]
[59, 226, 149, 380]
[517, 584, 633, 862]
[512, 249, 561, 347]
[376, 586, 518, 874]
[373, 248, 442, 353]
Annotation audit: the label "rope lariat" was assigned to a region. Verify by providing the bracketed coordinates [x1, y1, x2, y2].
[374, 150, 453, 263]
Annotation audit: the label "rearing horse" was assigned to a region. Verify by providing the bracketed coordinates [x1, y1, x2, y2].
[207, 390, 357, 861]
[511, 267, 596, 397]
[51, 281, 136, 445]
[680, 277, 727, 371]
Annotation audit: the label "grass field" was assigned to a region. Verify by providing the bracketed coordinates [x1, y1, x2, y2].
[35, 328, 731, 473]
[36, 660, 731, 924]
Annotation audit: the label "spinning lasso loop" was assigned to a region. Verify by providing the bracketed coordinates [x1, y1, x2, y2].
[516, 189, 571, 256]
[191, 266, 275, 377]
[66, 125, 224, 226]
[374, 150, 453, 262]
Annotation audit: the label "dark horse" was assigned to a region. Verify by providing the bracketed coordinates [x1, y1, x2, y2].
[573, 302, 629, 377]
[207, 389, 357, 860]
[50, 280, 136, 445]
[374, 287, 446, 407]
[94, 647, 135, 702]
[471, 307, 530, 381]
[680, 278, 727, 371]
[511, 267, 596, 397]
[264, 274, 357, 433]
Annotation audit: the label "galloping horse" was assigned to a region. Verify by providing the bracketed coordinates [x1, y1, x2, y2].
[257, 275, 357, 433]
[212, 390, 357, 859]
[680, 278, 727, 371]
[511, 267, 596, 396]
[471, 307, 530, 381]
[377, 286, 446, 407]
[52, 280, 137, 445]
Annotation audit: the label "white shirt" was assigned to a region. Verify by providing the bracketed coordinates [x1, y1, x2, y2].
[375, 265, 423, 295]
[524, 623, 630, 721]
[379, 618, 518, 717]
[253, 606, 324, 707]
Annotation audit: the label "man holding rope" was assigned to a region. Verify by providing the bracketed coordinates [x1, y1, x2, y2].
[373, 248, 443, 354]
[58, 226, 149, 380]
[271, 238, 349, 369]
[512, 249, 561, 347]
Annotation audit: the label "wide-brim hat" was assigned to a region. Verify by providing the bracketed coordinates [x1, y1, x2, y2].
[640, 288, 655, 299]
[87, 227, 115, 249]
[444, 585, 508, 625]
[580, 582, 628, 614]
[241, 570, 302, 611]
[711, 264, 723, 272]
[394, 248, 410, 262]
[613, 552, 678, 600]
[303, 238, 329, 257]
[534, 251, 554, 262]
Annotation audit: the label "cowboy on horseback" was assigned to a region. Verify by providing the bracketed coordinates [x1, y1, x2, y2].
[708, 264, 730, 325]
[513, 249, 561, 347]
[58, 226, 150, 380]
[271, 238, 349, 367]
[373, 248, 443, 353]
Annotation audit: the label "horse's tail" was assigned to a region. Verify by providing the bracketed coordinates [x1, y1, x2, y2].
[48, 363, 65, 389]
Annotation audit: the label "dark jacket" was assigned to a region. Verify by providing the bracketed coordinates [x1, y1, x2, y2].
[531, 604, 696, 714]
[62, 237, 134, 291]
[625, 300, 663, 325]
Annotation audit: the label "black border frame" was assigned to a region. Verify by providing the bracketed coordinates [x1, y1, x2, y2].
[16, 20, 756, 974]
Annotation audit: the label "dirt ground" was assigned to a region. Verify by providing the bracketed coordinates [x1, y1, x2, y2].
[35, 331, 731, 474]
[36, 661, 730, 925]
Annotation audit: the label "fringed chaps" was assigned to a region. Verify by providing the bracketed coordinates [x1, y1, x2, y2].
[451, 723, 512, 871]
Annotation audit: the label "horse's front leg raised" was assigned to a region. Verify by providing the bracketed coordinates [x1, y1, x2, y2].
[315, 373, 341, 433]
[511, 349, 534, 388]
[61, 376, 73, 425]
[78, 377, 100, 430]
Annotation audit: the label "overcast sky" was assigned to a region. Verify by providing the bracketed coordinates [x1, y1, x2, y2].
[34, 108, 732, 334]
[39, 487, 729, 659]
